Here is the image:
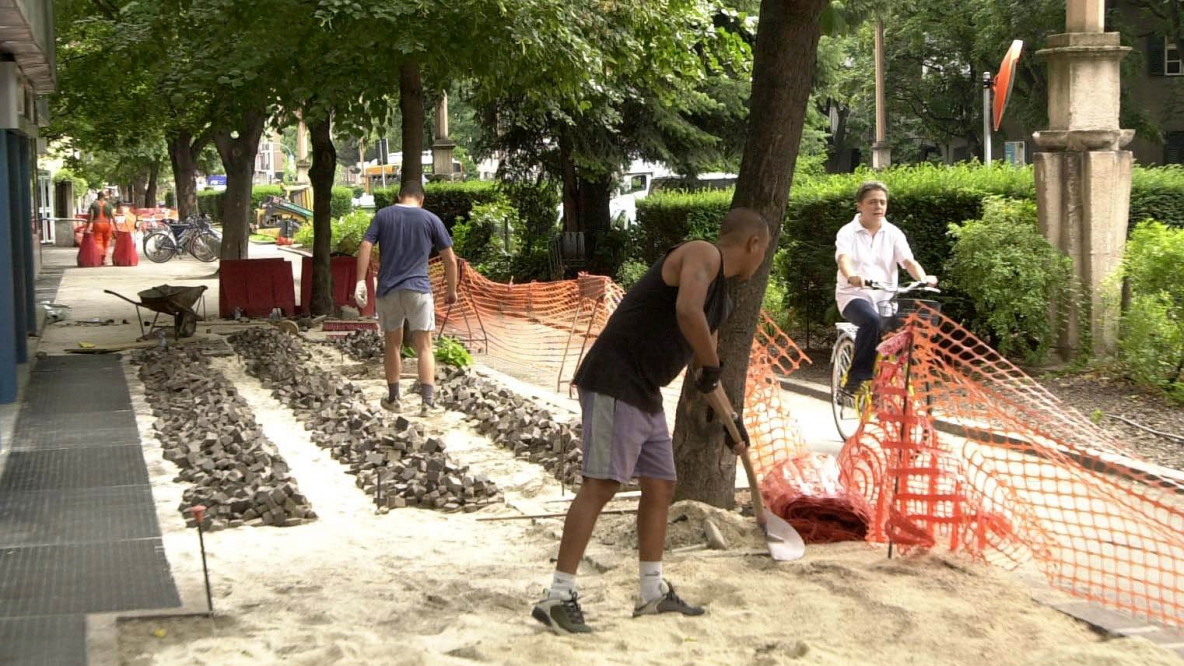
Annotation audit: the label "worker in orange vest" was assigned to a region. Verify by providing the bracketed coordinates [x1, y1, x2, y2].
[86, 191, 115, 265]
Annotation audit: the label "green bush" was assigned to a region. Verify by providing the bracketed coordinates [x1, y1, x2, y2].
[373, 181, 503, 230]
[196, 189, 224, 221]
[1130, 166, 1184, 230]
[351, 185, 365, 199]
[634, 189, 733, 264]
[331, 186, 354, 219]
[250, 185, 285, 211]
[164, 190, 175, 208]
[1120, 221, 1184, 401]
[501, 180, 560, 252]
[946, 198, 1072, 363]
[616, 260, 649, 289]
[452, 201, 515, 266]
[53, 168, 90, 195]
[292, 209, 373, 254]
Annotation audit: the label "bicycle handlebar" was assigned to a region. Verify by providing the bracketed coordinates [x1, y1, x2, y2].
[862, 279, 940, 294]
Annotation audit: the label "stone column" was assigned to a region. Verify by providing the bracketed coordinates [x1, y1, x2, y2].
[431, 92, 457, 181]
[871, 19, 892, 169]
[1033, 0, 1133, 359]
[295, 119, 311, 184]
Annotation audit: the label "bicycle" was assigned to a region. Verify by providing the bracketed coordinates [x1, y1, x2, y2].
[830, 280, 941, 441]
[143, 214, 222, 263]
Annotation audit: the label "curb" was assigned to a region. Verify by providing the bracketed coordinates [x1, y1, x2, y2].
[777, 375, 1184, 494]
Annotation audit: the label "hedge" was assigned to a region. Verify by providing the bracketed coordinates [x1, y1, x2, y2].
[330, 186, 354, 219]
[196, 184, 352, 223]
[1131, 166, 1184, 228]
[635, 163, 1184, 337]
[373, 181, 503, 230]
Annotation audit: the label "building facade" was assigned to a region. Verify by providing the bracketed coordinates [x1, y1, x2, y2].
[0, 0, 55, 404]
[1115, 2, 1184, 165]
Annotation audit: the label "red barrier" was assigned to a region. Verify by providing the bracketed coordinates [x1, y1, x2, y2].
[219, 258, 296, 318]
[299, 256, 375, 316]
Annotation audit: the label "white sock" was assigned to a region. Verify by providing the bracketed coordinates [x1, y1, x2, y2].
[548, 571, 577, 600]
[640, 561, 664, 604]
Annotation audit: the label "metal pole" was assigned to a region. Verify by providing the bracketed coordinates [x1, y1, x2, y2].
[983, 72, 994, 166]
[192, 505, 214, 613]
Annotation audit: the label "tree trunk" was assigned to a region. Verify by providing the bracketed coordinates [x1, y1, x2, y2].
[308, 114, 337, 316]
[145, 155, 162, 207]
[559, 133, 580, 233]
[168, 130, 204, 220]
[400, 60, 425, 187]
[672, 0, 829, 508]
[576, 173, 613, 274]
[213, 110, 267, 260]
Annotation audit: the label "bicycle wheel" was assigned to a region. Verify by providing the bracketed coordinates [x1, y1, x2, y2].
[831, 335, 862, 441]
[188, 231, 220, 263]
[143, 232, 178, 263]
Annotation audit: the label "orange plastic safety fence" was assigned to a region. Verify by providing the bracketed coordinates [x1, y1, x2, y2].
[838, 305, 1184, 628]
[426, 259, 820, 494]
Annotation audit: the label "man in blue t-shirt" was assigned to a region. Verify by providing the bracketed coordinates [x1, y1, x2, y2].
[355, 181, 458, 415]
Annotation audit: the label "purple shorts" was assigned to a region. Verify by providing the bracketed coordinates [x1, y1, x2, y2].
[578, 389, 675, 484]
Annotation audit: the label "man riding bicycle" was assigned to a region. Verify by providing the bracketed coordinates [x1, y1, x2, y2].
[835, 181, 937, 396]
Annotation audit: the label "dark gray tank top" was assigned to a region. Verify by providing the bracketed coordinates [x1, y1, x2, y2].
[573, 243, 731, 413]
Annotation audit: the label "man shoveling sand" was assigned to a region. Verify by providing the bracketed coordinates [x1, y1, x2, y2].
[532, 209, 770, 634]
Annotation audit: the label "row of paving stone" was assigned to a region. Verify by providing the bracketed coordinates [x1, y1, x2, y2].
[329, 330, 586, 490]
[227, 328, 503, 512]
[135, 344, 316, 531]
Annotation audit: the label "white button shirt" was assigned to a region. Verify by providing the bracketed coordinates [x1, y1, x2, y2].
[834, 214, 915, 313]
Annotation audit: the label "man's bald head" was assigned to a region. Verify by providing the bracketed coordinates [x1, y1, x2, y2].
[719, 208, 768, 245]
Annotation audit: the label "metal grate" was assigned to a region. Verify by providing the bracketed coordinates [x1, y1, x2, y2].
[0, 486, 161, 548]
[0, 446, 150, 492]
[0, 615, 86, 666]
[0, 540, 181, 617]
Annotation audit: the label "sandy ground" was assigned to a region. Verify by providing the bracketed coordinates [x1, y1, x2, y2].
[116, 345, 1184, 666]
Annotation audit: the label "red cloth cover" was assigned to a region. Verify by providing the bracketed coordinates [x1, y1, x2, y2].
[113, 231, 139, 267]
[77, 232, 101, 267]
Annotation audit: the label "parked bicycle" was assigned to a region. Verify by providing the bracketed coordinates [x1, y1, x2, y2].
[143, 214, 221, 263]
[830, 280, 941, 440]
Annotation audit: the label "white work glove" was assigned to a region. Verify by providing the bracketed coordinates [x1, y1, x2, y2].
[354, 280, 368, 308]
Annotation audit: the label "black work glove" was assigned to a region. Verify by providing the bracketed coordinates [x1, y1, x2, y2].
[695, 363, 723, 393]
[723, 413, 750, 453]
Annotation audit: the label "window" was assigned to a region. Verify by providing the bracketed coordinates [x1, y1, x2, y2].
[1168, 37, 1182, 76]
[1166, 132, 1184, 166]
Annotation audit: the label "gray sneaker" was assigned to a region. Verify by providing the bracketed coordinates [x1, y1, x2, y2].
[419, 401, 444, 417]
[532, 593, 593, 635]
[380, 397, 401, 413]
[633, 580, 704, 617]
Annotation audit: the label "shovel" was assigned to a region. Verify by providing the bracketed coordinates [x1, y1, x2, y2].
[708, 386, 805, 562]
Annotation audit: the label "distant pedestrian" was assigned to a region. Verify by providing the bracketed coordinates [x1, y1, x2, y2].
[353, 181, 458, 416]
[86, 191, 115, 265]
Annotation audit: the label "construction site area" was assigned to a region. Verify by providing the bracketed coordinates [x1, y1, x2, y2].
[0, 245, 1179, 666]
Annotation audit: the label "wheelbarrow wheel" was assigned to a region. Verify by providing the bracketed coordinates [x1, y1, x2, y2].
[175, 310, 199, 339]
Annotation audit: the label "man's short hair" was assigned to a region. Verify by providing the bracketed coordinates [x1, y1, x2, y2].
[398, 181, 425, 201]
[97, 191, 106, 199]
[855, 181, 889, 203]
[719, 207, 768, 242]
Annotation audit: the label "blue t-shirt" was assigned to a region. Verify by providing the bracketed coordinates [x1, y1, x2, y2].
[363, 204, 453, 296]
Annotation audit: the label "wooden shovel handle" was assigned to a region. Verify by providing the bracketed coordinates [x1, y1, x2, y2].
[707, 385, 767, 526]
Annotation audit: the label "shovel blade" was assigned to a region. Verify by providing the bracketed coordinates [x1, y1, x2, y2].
[762, 512, 805, 561]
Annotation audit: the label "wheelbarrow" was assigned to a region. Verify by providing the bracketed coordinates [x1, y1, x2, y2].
[105, 284, 208, 340]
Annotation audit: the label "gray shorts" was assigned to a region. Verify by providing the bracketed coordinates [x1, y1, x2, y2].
[376, 289, 435, 333]
[579, 390, 675, 484]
